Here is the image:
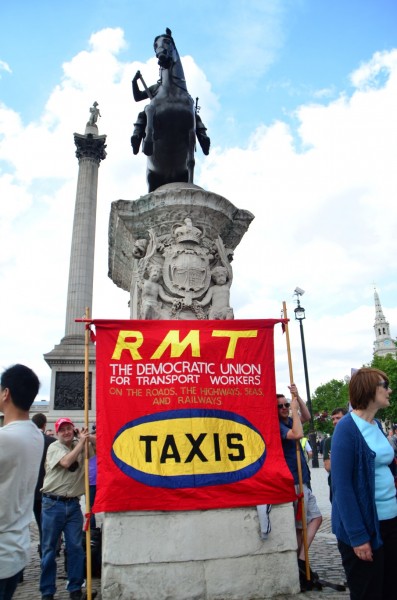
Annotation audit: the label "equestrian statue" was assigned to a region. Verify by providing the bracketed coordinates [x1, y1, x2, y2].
[131, 28, 210, 192]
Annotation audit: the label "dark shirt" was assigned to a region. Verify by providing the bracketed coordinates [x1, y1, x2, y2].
[35, 432, 56, 501]
[279, 417, 310, 485]
[323, 435, 332, 488]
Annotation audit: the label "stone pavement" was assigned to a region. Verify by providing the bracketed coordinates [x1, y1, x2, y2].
[12, 523, 102, 600]
[13, 459, 349, 600]
[288, 458, 350, 599]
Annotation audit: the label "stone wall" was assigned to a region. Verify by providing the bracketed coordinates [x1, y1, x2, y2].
[101, 504, 300, 600]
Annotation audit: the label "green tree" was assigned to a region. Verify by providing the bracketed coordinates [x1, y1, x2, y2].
[310, 379, 349, 435]
[369, 354, 397, 424]
[308, 355, 397, 434]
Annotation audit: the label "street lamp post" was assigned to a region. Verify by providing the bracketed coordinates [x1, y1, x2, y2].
[294, 289, 319, 468]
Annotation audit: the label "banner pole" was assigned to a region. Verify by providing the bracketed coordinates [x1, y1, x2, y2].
[282, 301, 311, 583]
[84, 306, 92, 600]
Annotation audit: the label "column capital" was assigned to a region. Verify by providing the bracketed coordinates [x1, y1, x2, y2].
[74, 132, 107, 163]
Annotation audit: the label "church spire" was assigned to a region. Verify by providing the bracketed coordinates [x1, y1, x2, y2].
[374, 288, 386, 321]
[373, 288, 395, 356]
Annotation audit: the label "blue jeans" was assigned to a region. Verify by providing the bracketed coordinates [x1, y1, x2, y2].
[40, 496, 84, 595]
[0, 571, 23, 600]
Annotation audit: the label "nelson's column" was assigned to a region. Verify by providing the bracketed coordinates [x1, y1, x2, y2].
[102, 29, 300, 599]
[44, 103, 106, 423]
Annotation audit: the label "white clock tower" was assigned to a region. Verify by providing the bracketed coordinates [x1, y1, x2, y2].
[373, 288, 396, 357]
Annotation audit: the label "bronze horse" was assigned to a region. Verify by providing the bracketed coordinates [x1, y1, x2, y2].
[131, 29, 210, 192]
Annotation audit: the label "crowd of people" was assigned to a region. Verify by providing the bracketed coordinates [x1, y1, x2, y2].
[0, 364, 96, 600]
[1, 363, 396, 600]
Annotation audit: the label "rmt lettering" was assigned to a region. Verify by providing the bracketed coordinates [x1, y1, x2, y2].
[111, 329, 258, 361]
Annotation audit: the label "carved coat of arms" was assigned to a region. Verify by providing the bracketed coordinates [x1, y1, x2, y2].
[134, 218, 233, 320]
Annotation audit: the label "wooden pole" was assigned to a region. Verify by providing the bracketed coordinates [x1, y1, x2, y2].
[84, 306, 92, 600]
[282, 301, 311, 583]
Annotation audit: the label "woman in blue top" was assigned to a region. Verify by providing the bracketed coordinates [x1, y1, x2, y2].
[331, 368, 397, 600]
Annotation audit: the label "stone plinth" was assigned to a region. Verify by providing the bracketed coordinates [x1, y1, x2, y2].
[43, 337, 96, 427]
[108, 182, 254, 319]
[108, 182, 254, 294]
[101, 505, 300, 599]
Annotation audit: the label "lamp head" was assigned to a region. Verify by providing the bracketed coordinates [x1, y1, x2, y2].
[294, 305, 306, 320]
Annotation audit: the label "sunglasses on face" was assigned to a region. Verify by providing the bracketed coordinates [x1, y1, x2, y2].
[377, 380, 389, 390]
[278, 402, 290, 409]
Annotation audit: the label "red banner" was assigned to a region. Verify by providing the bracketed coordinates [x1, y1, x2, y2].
[92, 319, 296, 512]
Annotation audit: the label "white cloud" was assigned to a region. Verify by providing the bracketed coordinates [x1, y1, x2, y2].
[89, 27, 127, 54]
[350, 49, 397, 89]
[199, 47, 397, 389]
[0, 28, 396, 401]
[0, 60, 12, 75]
[200, 53, 397, 302]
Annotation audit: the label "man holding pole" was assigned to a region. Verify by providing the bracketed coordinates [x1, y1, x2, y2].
[277, 384, 322, 588]
[39, 417, 96, 600]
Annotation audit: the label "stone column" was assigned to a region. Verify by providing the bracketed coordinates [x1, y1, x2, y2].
[44, 120, 106, 425]
[64, 125, 107, 340]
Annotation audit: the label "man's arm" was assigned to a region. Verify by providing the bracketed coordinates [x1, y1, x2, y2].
[289, 383, 311, 424]
[59, 428, 91, 469]
[132, 72, 159, 102]
[305, 440, 313, 460]
[132, 71, 149, 102]
[285, 397, 304, 440]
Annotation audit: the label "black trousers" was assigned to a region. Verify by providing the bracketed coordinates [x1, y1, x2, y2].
[0, 570, 23, 600]
[338, 516, 397, 600]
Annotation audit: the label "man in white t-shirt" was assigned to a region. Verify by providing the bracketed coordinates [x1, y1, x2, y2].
[0, 364, 44, 600]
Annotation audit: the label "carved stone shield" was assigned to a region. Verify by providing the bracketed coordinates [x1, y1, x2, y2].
[163, 244, 211, 298]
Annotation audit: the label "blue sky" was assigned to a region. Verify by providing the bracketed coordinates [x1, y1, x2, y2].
[1, 0, 396, 402]
[2, 0, 396, 142]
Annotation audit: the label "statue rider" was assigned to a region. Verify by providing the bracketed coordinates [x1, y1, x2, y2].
[130, 59, 210, 156]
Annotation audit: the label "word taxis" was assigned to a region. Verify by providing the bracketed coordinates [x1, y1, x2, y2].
[112, 409, 266, 488]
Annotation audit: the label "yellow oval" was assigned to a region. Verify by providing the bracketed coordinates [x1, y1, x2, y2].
[111, 409, 266, 488]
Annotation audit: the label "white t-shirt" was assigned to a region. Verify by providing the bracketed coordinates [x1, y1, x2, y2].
[0, 420, 44, 578]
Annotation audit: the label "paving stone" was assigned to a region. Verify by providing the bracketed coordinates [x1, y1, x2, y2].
[13, 459, 350, 599]
[13, 522, 101, 600]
